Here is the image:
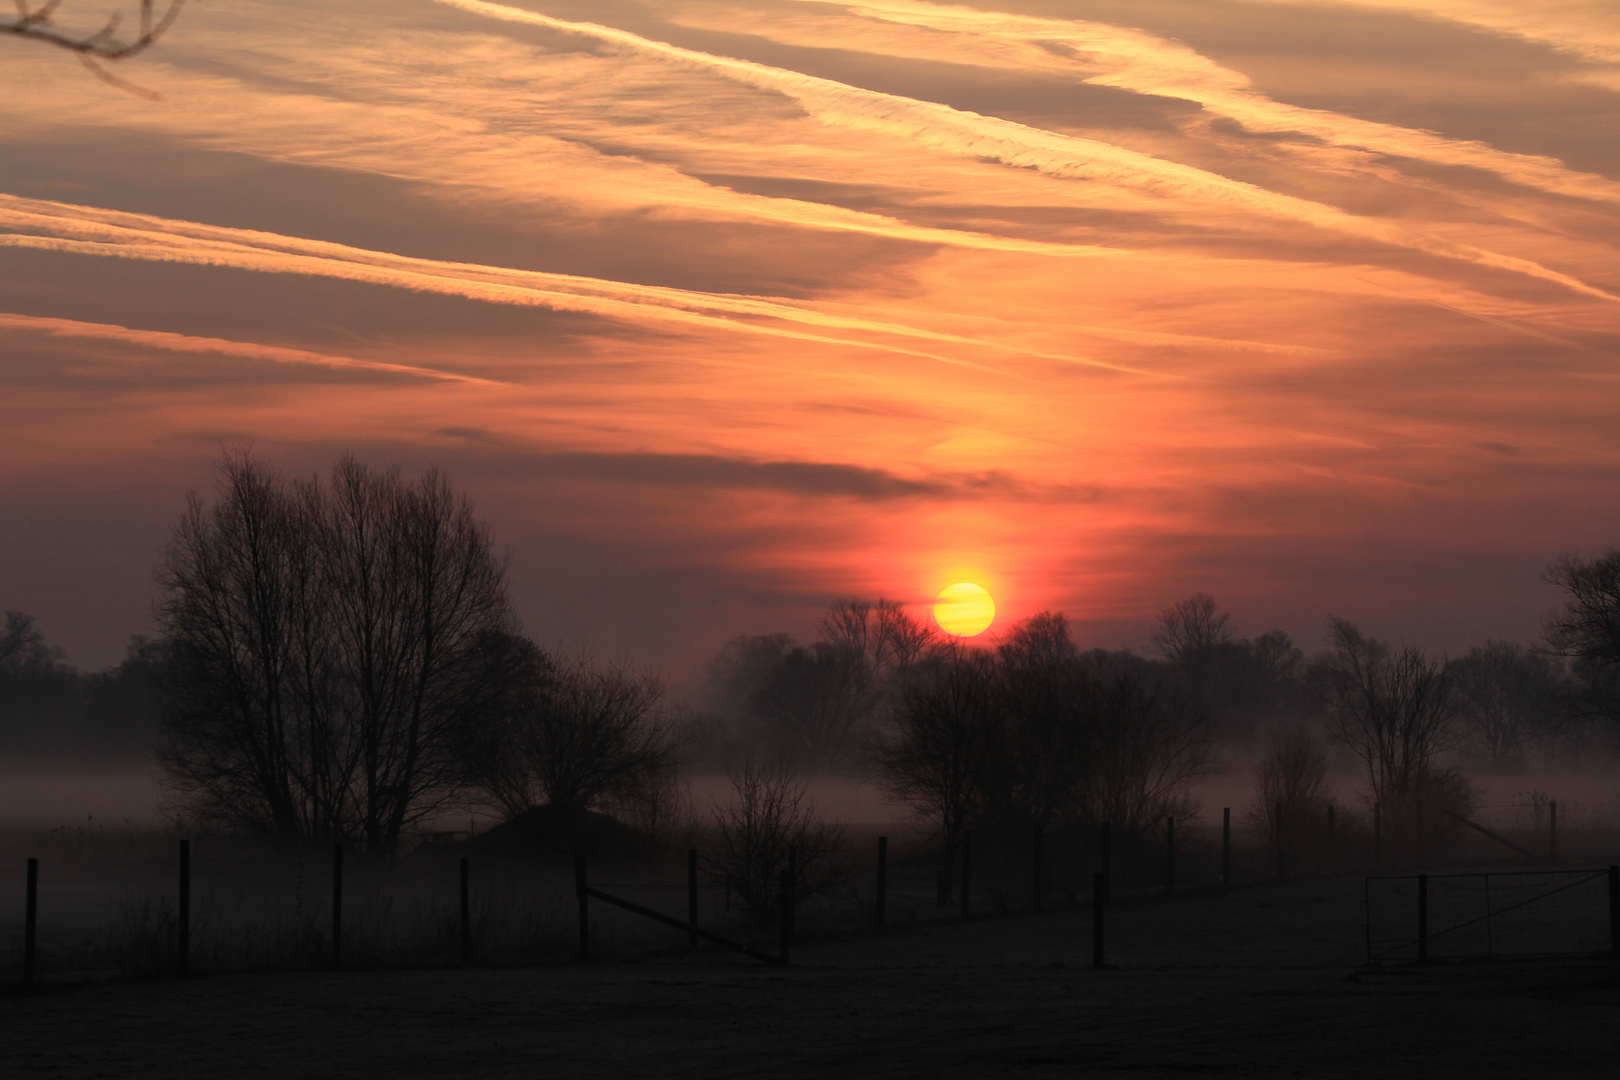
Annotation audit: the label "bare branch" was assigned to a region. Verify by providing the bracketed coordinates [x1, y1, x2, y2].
[2, 0, 182, 60]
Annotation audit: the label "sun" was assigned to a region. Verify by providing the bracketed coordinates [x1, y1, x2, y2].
[934, 582, 995, 637]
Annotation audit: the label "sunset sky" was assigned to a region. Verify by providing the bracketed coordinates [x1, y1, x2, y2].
[3, 0, 1619, 678]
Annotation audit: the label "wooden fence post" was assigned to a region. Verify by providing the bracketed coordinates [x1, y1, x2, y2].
[331, 843, 343, 970]
[459, 856, 471, 967]
[1091, 871, 1106, 969]
[1032, 824, 1043, 912]
[23, 857, 37, 989]
[875, 836, 887, 929]
[960, 830, 972, 917]
[575, 855, 590, 963]
[1417, 873, 1429, 963]
[178, 839, 190, 976]
[1221, 808, 1230, 891]
[688, 848, 699, 948]
[1165, 818, 1175, 895]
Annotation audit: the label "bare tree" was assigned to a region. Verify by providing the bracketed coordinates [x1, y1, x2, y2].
[156, 452, 517, 857]
[4, 1, 184, 96]
[874, 643, 999, 900]
[1074, 652, 1214, 831]
[819, 597, 940, 675]
[1243, 724, 1332, 847]
[986, 612, 1089, 828]
[1448, 640, 1558, 768]
[1542, 549, 1620, 734]
[1322, 617, 1468, 861]
[1151, 593, 1233, 666]
[746, 641, 875, 770]
[0, 610, 63, 674]
[706, 757, 844, 915]
[477, 653, 678, 823]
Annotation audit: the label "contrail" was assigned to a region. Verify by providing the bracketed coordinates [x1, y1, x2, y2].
[433, 0, 1619, 302]
[0, 312, 502, 384]
[0, 193, 1163, 377]
[792, 0, 1620, 207]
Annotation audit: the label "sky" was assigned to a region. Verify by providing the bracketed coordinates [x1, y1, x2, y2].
[2, 0, 1619, 680]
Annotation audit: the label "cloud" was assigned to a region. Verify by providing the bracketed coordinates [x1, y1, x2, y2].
[777, 0, 1620, 206]
[2, 192, 1146, 373]
[467, 444, 1099, 502]
[437, 0, 1619, 301]
[0, 312, 497, 384]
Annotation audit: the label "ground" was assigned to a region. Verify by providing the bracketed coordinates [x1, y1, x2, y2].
[5, 878, 1618, 1078]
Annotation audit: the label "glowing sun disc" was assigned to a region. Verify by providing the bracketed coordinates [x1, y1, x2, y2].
[935, 582, 995, 637]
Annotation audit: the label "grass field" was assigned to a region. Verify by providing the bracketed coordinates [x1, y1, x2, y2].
[5, 875, 1618, 1078]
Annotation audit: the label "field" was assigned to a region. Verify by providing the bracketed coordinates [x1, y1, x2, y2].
[5, 872, 1619, 1078]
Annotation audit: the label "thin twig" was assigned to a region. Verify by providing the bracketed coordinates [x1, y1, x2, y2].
[4, 1, 184, 98]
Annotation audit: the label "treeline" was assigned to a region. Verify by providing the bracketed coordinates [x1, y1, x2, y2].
[4, 452, 1620, 869]
[0, 612, 162, 760]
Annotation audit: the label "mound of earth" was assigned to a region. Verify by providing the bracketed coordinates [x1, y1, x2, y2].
[469, 804, 665, 864]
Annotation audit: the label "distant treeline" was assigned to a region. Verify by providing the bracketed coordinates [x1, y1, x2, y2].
[5, 451, 1619, 870]
[0, 611, 161, 761]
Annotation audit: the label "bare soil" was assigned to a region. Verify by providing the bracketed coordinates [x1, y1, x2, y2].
[5, 877, 1618, 1078]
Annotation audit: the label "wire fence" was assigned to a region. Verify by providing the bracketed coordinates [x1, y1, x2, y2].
[1364, 867, 1620, 963]
[5, 810, 1617, 987]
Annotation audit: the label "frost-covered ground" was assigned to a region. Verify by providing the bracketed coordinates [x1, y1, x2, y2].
[5, 876, 1617, 1078]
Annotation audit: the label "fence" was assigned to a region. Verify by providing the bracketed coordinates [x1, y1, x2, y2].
[1364, 867, 1620, 964]
[8, 809, 1614, 987]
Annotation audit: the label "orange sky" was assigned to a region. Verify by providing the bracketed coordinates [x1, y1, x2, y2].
[2, 0, 1619, 675]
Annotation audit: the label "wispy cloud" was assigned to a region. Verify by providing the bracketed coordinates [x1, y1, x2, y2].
[1, 193, 1161, 374]
[781, 0, 1620, 206]
[0, 312, 499, 384]
[438, 0, 1619, 300]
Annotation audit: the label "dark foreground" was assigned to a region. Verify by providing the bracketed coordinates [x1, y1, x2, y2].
[6, 878, 1618, 1078]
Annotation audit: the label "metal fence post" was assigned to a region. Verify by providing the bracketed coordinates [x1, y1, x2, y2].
[875, 836, 888, 929]
[1032, 824, 1043, 912]
[459, 856, 471, 967]
[1550, 801, 1558, 863]
[178, 839, 190, 976]
[331, 843, 343, 970]
[1165, 817, 1175, 895]
[688, 848, 699, 948]
[1091, 871, 1106, 969]
[1221, 808, 1231, 891]
[575, 855, 590, 963]
[23, 857, 37, 989]
[1417, 874, 1429, 963]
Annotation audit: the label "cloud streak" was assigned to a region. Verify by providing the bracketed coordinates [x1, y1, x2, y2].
[788, 0, 1620, 206]
[437, 0, 1619, 301]
[0, 312, 499, 384]
[1, 193, 1163, 375]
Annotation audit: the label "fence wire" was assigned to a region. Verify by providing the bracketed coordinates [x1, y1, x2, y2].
[7, 824, 1613, 985]
[1365, 868, 1616, 963]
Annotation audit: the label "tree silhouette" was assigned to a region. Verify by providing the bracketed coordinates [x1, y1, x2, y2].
[4, 1, 184, 97]
[156, 452, 516, 857]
